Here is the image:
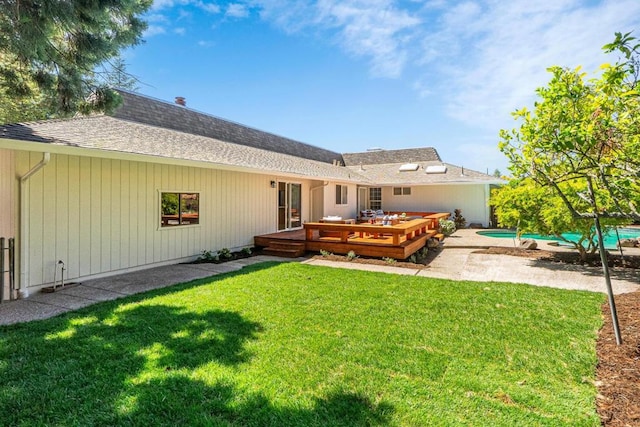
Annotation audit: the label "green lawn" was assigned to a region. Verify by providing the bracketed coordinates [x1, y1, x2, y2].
[0, 262, 604, 426]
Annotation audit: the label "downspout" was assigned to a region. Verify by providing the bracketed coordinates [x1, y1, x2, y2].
[485, 184, 491, 228]
[310, 181, 329, 222]
[18, 152, 50, 298]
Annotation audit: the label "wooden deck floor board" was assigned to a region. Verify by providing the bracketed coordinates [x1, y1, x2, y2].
[255, 226, 436, 260]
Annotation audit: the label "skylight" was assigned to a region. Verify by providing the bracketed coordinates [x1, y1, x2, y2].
[399, 163, 420, 172]
[425, 165, 447, 174]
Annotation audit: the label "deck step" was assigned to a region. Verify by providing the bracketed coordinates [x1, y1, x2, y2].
[263, 246, 306, 258]
[263, 240, 306, 258]
[434, 233, 445, 241]
[267, 241, 305, 250]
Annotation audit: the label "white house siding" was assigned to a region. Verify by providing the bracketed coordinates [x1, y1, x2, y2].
[16, 151, 302, 290]
[0, 149, 16, 240]
[323, 182, 358, 219]
[382, 184, 490, 227]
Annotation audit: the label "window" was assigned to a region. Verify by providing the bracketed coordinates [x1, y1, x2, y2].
[369, 187, 381, 210]
[393, 187, 411, 196]
[161, 192, 199, 227]
[335, 184, 348, 205]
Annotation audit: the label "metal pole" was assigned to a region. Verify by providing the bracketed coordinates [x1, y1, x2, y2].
[614, 227, 624, 258]
[593, 216, 623, 345]
[1, 237, 4, 303]
[9, 238, 15, 300]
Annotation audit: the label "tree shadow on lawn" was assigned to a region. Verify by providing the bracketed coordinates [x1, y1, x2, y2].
[0, 263, 394, 426]
[116, 376, 393, 426]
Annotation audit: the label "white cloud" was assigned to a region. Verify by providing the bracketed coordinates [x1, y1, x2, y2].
[151, 0, 220, 13]
[226, 3, 250, 18]
[196, 1, 221, 13]
[148, 0, 640, 135]
[146, 13, 170, 23]
[151, 0, 191, 11]
[417, 0, 640, 130]
[144, 25, 167, 37]
[174, 27, 186, 35]
[249, 0, 420, 78]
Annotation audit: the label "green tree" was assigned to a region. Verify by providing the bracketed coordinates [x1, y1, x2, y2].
[498, 37, 640, 233]
[0, 0, 151, 119]
[497, 32, 640, 344]
[490, 178, 620, 259]
[98, 55, 141, 92]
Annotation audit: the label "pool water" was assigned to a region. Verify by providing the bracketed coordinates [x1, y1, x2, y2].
[477, 228, 640, 250]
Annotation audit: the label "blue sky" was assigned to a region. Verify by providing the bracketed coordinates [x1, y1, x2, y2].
[123, 0, 640, 174]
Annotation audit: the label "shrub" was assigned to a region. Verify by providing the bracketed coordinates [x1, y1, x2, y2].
[241, 247, 252, 256]
[382, 257, 397, 265]
[453, 209, 467, 229]
[346, 250, 358, 261]
[439, 219, 456, 236]
[218, 248, 232, 259]
[198, 250, 219, 262]
[320, 249, 332, 257]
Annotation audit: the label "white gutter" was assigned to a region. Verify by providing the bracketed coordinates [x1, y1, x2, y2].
[310, 181, 329, 222]
[18, 152, 50, 298]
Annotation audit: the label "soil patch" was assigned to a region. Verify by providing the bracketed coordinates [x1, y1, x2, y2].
[597, 291, 640, 426]
[310, 248, 442, 269]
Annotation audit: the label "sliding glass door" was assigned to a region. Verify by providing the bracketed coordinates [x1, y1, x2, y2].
[277, 182, 302, 230]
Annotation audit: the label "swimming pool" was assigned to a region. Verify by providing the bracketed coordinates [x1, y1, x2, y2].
[476, 228, 640, 250]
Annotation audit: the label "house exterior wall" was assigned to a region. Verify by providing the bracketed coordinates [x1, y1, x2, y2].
[323, 182, 358, 219]
[0, 149, 16, 299]
[16, 151, 309, 290]
[382, 184, 490, 226]
[0, 149, 16, 239]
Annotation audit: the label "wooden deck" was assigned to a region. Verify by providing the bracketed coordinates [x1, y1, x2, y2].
[255, 218, 441, 259]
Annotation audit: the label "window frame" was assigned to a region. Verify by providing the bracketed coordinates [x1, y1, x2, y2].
[393, 187, 412, 196]
[369, 187, 382, 211]
[159, 191, 201, 229]
[335, 184, 348, 205]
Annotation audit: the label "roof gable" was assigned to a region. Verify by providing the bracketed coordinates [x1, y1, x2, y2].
[110, 90, 343, 165]
[342, 147, 441, 166]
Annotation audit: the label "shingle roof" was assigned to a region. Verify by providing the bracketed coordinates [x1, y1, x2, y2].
[341, 147, 502, 185]
[0, 116, 366, 182]
[342, 147, 441, 166]
[0, 91, 500, 186]
[111, 90, 343, 165]
[346, 160, 502, 185]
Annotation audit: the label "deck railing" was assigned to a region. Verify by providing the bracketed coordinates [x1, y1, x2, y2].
[303, 218, 433, 246]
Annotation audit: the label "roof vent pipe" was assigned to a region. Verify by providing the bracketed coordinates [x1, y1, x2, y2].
[175, 96, 186, 106]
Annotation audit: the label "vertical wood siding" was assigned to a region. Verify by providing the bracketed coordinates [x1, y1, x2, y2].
[323, 182, 358, 219]
[0, 149, 16, 239]
[382, 184, 490, 226]
[16, 152, 290, 288]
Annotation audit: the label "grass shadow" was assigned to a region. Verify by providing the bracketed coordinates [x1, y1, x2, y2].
[0, 300, 262, 424]
[115, 376, 393, 426]
[0, 266, 395, 425]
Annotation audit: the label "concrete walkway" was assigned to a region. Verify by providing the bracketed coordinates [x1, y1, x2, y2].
[0, 256, 291, 326]
[306, 229, 639, 295]
[1, 230, 639, 326]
